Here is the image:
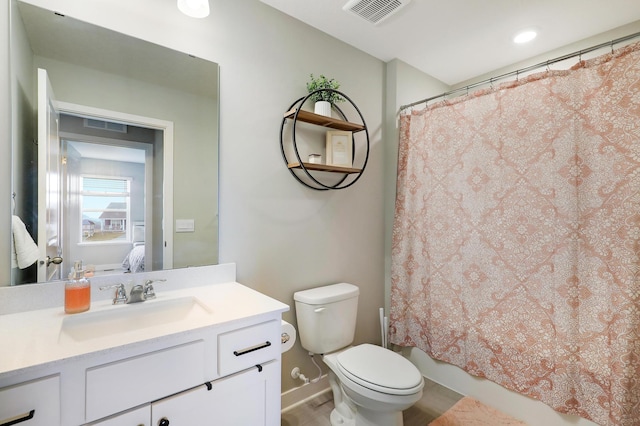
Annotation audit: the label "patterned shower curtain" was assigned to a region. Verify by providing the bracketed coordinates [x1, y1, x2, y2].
[390, 42, 640, 426]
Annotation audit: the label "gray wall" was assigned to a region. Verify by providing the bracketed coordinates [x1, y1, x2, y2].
[212, 1, 386, 392]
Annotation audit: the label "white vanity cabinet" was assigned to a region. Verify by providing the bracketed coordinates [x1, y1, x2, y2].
[0, 271, 289, 426]
[0, 375, 60, 426]
[88, 362, 279, 426]
[86, 319, 281, 425]
[151, 361, 279, 425]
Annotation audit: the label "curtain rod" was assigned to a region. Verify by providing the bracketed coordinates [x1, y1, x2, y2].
[399, 30, 640, 112]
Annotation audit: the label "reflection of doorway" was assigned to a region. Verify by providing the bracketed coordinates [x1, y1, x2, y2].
[11, 65, 177, 285]
[64, 140, 148, 272]
[58, 102, 174, 273]
[36, 68, 63, 283]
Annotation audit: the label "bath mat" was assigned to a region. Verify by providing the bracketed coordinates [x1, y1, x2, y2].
[429, 396, 527, 425]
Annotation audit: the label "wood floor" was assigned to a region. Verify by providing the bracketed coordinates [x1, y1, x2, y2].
[281, 377, 463, 426]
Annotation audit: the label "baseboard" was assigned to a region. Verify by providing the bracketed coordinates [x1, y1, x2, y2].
[281, 375, 330, 413]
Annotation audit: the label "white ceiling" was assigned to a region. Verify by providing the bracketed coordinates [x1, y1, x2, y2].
[18, 1, 219, 99]
[260, 0, 640, 85]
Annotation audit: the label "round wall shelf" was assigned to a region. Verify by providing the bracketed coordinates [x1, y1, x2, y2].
[280, 89, 369, 190]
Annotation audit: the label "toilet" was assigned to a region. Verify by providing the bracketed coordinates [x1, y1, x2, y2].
[294, 283, 424, 426]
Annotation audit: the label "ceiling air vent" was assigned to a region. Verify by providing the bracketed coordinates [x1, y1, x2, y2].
[343, 0, 411, 25]
[84, 118, 127, 133]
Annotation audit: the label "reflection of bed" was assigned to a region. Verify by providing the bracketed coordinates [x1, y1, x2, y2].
[122, 222, 145, 273]
[122, 245, 145, 273]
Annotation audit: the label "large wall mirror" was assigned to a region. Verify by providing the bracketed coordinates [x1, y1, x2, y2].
[7, 0, 219, 286]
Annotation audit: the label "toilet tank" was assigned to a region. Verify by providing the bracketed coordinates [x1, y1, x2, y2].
[294, 283, 359, 354]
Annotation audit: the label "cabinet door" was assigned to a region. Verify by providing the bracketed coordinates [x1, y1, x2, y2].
[0, 375, 60, 426]
[85, 405, 150, 426]
[86, 341, 205, 422]
[151, 361, 278, 426]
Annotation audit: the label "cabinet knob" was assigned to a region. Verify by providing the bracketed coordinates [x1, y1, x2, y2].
[158, 418, 170, 426]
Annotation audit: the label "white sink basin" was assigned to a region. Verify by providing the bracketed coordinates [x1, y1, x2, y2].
[59, 296, 212, 343]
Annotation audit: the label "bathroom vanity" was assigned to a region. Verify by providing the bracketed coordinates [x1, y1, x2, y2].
[0, 264, 289, 425]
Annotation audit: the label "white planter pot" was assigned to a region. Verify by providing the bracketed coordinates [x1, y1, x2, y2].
[314, 101, 332, 117]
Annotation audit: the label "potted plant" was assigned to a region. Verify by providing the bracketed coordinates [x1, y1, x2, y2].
[306, 74, 345, 117]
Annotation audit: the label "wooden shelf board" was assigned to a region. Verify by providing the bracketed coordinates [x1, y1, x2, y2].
[284, 109, 365, 132]
[288, 162, 362, 174]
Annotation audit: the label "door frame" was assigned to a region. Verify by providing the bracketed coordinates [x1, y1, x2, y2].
[56, 101, 174, 270]
[37, 68, 62, 282]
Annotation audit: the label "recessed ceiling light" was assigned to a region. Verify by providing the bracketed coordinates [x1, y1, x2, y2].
[513, 30, 537, 44]
[177, 0, 210, 18]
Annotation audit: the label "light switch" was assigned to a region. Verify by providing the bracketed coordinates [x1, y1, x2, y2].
[175, 219, 195, 233]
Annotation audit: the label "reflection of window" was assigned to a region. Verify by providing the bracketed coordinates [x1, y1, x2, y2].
[81, 176, 131, 243]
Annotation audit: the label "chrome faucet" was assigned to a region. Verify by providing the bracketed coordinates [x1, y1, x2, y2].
[129, 279, 167, 303]
[99, 279, 166, 304]
[127, 284, 146, 304]
[143, 279, 166, 300]
[99, 283, 128, 305]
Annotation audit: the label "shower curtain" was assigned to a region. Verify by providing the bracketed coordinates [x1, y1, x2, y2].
[390, 42, 640, 426]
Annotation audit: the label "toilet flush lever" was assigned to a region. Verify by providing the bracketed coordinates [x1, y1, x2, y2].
[314, 307, 326, 313]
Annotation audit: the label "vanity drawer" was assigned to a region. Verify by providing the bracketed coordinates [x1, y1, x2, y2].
[85, 340, 205, 423]
[0, 375, 60, 426]
[218, 320, 279, 376]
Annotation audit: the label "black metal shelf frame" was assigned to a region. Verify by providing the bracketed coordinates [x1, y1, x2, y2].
[280, 89, 370, 191]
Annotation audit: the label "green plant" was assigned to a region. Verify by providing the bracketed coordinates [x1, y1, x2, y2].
[306, 74, 345, 104]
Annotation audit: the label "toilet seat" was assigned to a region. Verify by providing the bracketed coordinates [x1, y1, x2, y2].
[336, 344, 423, 396]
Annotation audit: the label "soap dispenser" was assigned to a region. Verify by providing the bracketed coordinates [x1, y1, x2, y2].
[65, 260, 91, 314]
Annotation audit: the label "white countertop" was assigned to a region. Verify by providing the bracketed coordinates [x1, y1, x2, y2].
[0, 281, 289, 377]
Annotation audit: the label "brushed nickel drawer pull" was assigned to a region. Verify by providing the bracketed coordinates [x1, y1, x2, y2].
[1, 410, 35, 426]
[233, 341, 271, 356]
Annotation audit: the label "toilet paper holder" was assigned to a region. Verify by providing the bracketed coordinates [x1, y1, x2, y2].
[280, 319, 296, 353]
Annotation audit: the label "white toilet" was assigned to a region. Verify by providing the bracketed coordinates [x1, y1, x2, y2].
[294, 283, 424, 426]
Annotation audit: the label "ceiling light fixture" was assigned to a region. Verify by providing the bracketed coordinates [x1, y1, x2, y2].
[513, 30, 537, 44]
[177, 0, 210, 18]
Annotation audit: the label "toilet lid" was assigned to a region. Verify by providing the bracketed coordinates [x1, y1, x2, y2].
[336, 344, 423, 395]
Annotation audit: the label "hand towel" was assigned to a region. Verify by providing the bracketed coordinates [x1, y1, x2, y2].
[12, 215, 39, 269]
